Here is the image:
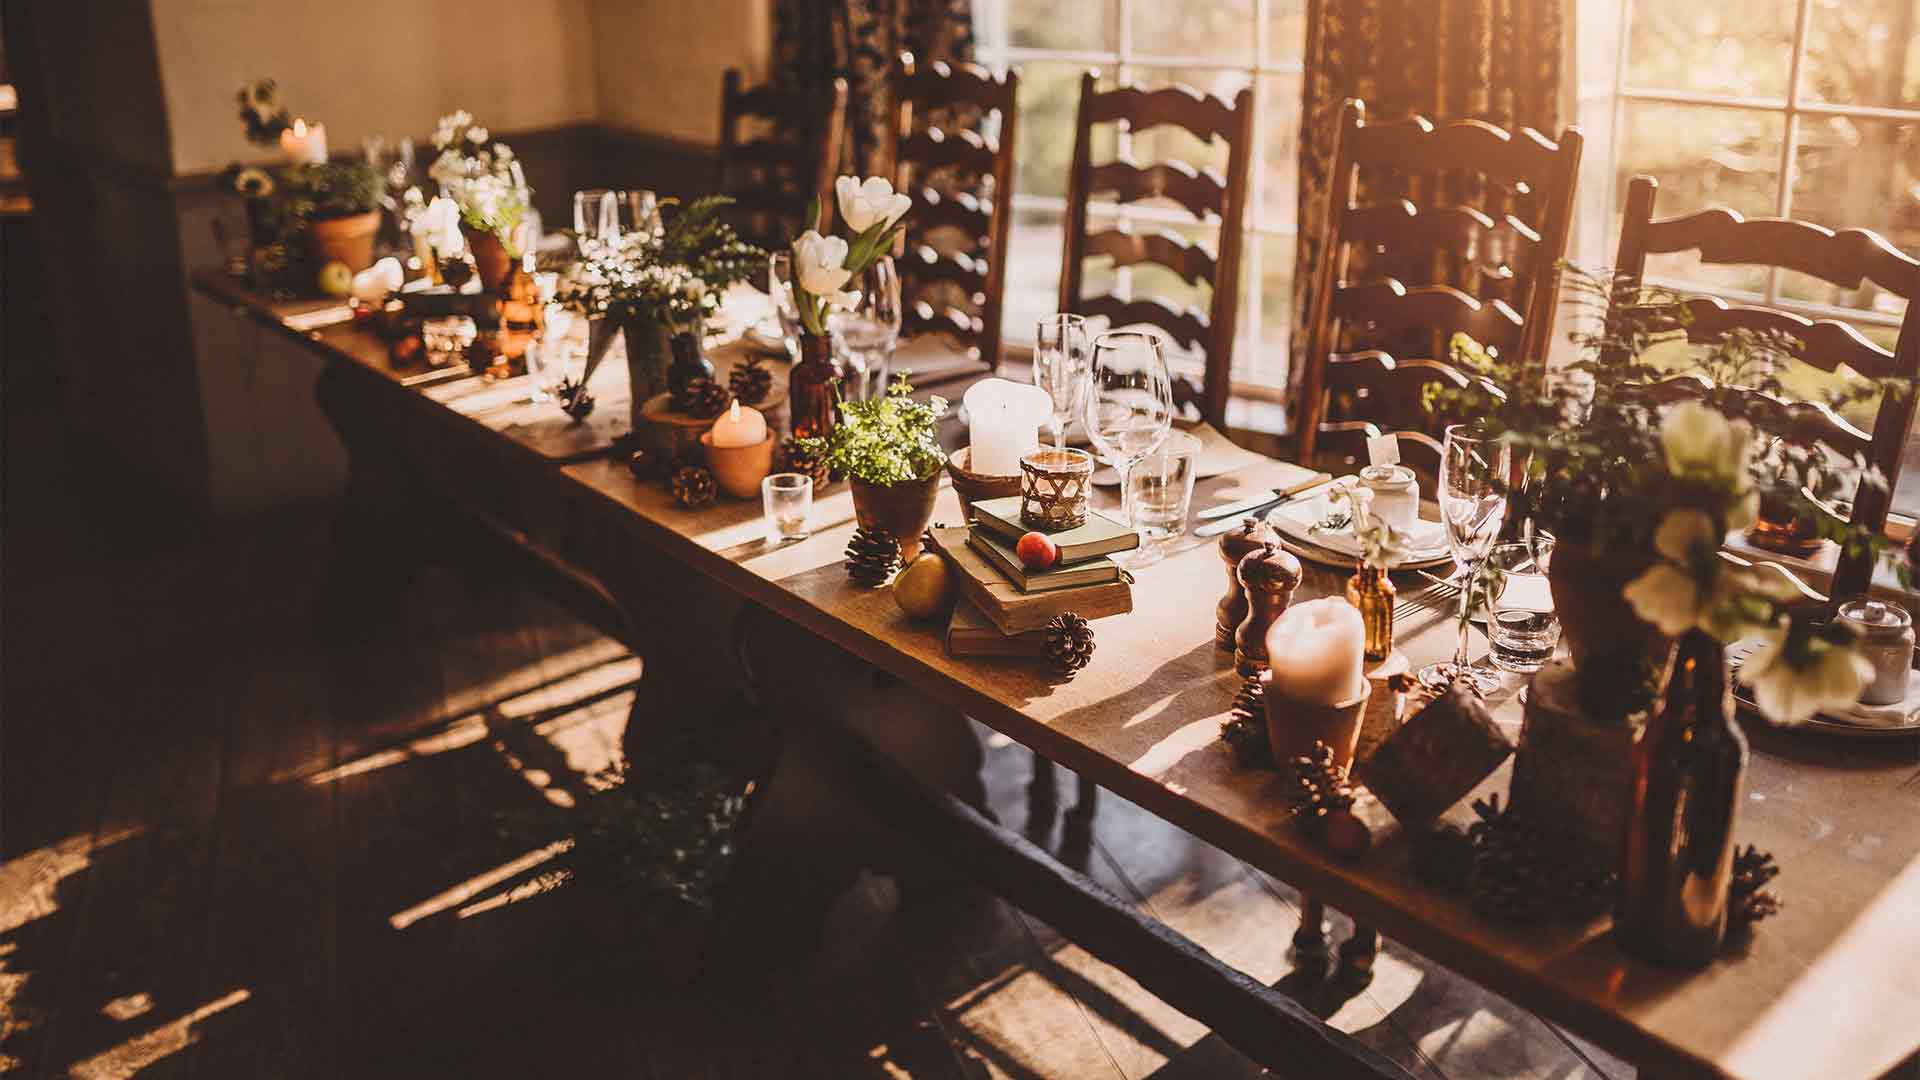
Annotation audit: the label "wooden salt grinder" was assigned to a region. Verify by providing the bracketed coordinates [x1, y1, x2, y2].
[1216, 517, 1275, 649]
[1233, 543, 1303, 676]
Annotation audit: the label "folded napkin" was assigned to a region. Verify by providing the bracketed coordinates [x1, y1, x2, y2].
[1269, 482, 1449, 562]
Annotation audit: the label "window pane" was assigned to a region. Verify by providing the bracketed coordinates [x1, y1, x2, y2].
[1131, 0, 1255, 65]
[1803, 0, 1920, 109]
[1258, 73, 1302, 230]
[1627, 2, 1793, 99]
[1013, 62, 1110, 201]
[1616, 102, 1783, 293]
[1247, 231, 1296, 389]
[1005, 0, 1118, 52]
[1265, 0, 1308, 68]
[1002, 204, 1068, 348]
[1788, 115, 1919, 315]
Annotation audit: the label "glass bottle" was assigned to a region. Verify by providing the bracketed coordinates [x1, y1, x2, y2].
[1345, 563, 1396, 662]
[1615, 628, 1747, 969]
[789, 332, 841, 441]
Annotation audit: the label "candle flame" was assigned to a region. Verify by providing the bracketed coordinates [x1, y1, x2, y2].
[728, 400, 741, 422]
[290, 117, 308, 138]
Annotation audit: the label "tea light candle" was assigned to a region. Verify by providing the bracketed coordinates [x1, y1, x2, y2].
[964, 378, 1052, 476]
[1266, 598, 1367, 705]
[709, 400, 767, 448]
[280, 118, 328, 165]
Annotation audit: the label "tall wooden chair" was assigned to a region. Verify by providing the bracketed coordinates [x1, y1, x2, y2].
[1615, 174, 1920, 600]
[1059, 74, 1256, 429]
[885, 52, 1018, 381]
[1293, 99, 1583, 464]
[717, 71, 847, 250]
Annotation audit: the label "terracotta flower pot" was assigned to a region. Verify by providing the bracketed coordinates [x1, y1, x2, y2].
[463, 225, 513, 291]
[851, 473, 941, 561]
[701, 431, 776, 499]
[1548, 541, 1668, 710]
[309, 210, 379, 273]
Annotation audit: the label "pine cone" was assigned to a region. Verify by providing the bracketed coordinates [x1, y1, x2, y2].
[845, 527, 902, 587]
[1044, 613, 1095, 676]
[1289, 742, 1357, 823]
[669, 464, 717, 509]
[557, 375, 596, 419]
[1465, 795, 1615, 923]
[775, 438, 831, 488]
[1727, 844, 1781, 936]
[1220, 673, 1272, 768]
[728, 354, 773, 405]
[678, 377, 733, 420]
[1411, 824, 1475, 892]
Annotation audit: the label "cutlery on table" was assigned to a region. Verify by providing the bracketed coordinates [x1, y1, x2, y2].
[1192, 474, 1333, 537]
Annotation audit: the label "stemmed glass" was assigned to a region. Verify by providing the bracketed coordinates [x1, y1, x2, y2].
[1418, 424, 1513, 692]
[572, 189, 660, 252]
[767, 252, 803, 360]
[1084, 330, 1174, 568]
[1033, 314, 1090, 448]
[828, 256, 900, 401]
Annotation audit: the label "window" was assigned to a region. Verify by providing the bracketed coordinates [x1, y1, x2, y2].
[974, 0, 1306, 394]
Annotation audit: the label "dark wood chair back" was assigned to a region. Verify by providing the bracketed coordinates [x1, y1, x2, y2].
[885, 52, 1018, 373]
[1615, 174, 1920, 598]
[717, 71, 847, 250]
[1059, 73, 1256, 428]
[1294, 98, 1583, 464]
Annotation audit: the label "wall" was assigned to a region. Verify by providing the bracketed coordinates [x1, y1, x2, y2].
[591, 0, 768, 148]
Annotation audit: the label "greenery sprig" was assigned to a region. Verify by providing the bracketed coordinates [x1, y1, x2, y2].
[559, 195, 764, 336]
[796, 376, 947, 486]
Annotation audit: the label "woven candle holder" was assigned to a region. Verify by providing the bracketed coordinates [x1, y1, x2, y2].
[1020, 447, 1094, 531]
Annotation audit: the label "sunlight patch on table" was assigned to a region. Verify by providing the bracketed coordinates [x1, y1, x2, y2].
[389, 842, 570, 930]
[67, 988, 250, 1080]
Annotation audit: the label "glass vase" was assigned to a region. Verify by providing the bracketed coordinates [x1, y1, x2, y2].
[789, 332, 840, 441]
[1345, 563, 1396, 663]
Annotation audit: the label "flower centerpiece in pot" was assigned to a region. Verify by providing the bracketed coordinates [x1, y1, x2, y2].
[784, 177, 912, 440]
[796, 375, 947, 561]
[428, 111, 529, 290]
[223, 78, 382, 286]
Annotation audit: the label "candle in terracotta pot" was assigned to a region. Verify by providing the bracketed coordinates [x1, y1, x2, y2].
[280, 118, 328, 165]
[964, 378, 1052, 476]
[1266, 598, 1366, 705]
[709, 400, 768, 448]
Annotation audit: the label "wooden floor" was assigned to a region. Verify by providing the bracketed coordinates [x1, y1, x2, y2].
[0, 406, 1680, 1079]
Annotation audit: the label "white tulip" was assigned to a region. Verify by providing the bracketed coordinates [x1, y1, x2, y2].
[792, 231, 860, 307]
[1653, 508, 1717, 564]
[1624, 561, 1706, 636]
[836, 175, 913, 233]
[1662, 400, 1755, 487]
[1744, 626, 1871, 725]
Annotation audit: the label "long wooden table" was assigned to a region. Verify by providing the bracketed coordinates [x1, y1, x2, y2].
[195, 270, 1920, 1080]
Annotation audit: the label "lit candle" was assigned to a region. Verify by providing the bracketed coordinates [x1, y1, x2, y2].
[964, 378, 1052, 476]
[1266, 598, 1367, 705]
[279, 118, 328, 165]
[709, 400, 768, 448]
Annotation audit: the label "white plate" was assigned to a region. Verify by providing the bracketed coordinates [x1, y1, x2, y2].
[1727, 640, 1920, 738]
[1273, 533, 1455, 572]
[1266, 482, 1453, 570]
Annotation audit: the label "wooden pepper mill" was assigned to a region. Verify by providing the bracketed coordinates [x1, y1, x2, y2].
[1216, 517, 1275, 649]
[1233, 542, 1303, 676]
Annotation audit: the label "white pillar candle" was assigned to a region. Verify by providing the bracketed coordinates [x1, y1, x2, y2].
[709, 400, 768, 448]
[279, 119, 328, 165]
[1266, 598, 1367, 705]
[963, 378, 1052, 476]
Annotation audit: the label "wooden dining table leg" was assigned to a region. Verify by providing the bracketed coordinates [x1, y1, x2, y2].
[1294, 893, 1332, 971]
[1337, 922, 1380, 985]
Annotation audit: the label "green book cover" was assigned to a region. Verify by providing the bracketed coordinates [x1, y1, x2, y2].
[967, 529, 1121, 593]
[968, 496, 1140, 564]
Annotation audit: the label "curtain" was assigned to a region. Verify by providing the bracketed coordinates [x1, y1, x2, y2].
[1289, 0, 1565, 406]
[772, 0, 978, 177]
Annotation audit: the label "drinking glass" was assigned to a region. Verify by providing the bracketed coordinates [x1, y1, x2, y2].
[572, 189, 658, 250]
[762, 473, 814, 543]
[422, 315, 477, 367]
[523, 340, 553, 404]
[1084, 330, 1174, 568]
[828, 256, 901, 401]
[767, 252, 803, 359]
[1418, 424, 1513, 690]
[1126, 429, 1200, 565]
[1033, 314, 1090, 448]
[1485, 537, 1558, 673]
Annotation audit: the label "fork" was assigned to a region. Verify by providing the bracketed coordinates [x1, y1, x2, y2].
[1394, 576, 1463, 620]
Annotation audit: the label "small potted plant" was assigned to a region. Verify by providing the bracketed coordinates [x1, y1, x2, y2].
[428, 110, 529, 290]
[282, 160, 383, 273]
[798, 375, 947, 561]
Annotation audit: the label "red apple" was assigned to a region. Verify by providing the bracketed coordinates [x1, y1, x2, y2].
[1016, 531, 1059, 570]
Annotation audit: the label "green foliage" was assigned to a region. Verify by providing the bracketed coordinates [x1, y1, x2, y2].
[559, 196, 764, 334]
[797, 376, 948, 485]
[277, 161, 382, 220]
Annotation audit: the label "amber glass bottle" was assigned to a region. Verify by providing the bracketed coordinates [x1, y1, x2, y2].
[1345, 564, 1395, 662]
[1615, 628, 1747, 968]
[789, 333, 840, 441]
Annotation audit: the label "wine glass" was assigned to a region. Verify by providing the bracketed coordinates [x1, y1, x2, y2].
[1084, 330, 1174, 568]
[1418, 424, 1514, 692]
[767, 252, 803, 360]
[1033, 314, 1090, 448]
[828, 256, 901, 401]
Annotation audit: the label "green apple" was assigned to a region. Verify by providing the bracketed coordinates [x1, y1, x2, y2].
[317, 260, 353, 298]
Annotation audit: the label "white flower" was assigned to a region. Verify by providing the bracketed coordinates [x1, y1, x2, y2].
[1653, 508, 1717, 564]
[1744, 625, 1871, 725]
[835, 175, 912, 233]
[1661, 399, 1758, 516]
[433, 110, 473, 149]
[792, 231, 859, 307]
[233, 166, 274, 198]
[1624, 510, 1720, 635]
[467, 126, 489, 144]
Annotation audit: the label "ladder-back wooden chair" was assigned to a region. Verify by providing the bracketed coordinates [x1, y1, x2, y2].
[885, 52, 1018, 382]
[1060, 73, 1255, 429]
[1615, 174, 1920, 600]
[1293, 98, 1583, 465]
[717, 71, 847, 250]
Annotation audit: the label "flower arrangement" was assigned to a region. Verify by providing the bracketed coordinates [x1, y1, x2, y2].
[558, 195, 764, 335]
[1439, 268, 1912, 723]
[788, 176, 913, 335]
[427, 111, 529, 244]
[235, 78, 292, 145]
[1337, 484, 1411, 569]
[796, 375, 947, 486]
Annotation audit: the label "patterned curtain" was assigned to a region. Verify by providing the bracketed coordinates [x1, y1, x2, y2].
[1288, 0, 1565, 405]
[772, 0, 977, 177]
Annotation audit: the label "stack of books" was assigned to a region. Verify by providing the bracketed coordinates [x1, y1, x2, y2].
[931, 496, 1138, 656]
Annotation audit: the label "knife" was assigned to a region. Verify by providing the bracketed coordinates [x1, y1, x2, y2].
[1192, 474, 1334, 537]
